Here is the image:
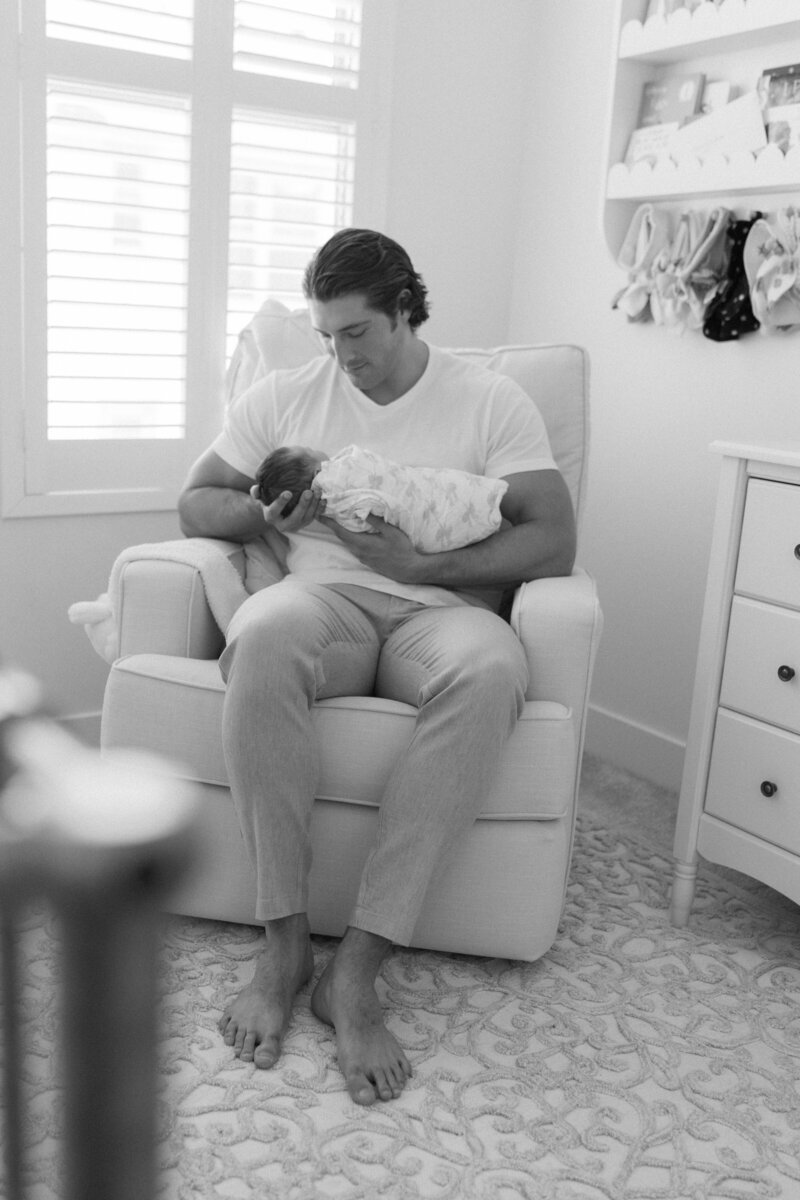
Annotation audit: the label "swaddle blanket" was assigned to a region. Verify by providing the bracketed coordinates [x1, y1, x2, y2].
[319, 446, 508, 551]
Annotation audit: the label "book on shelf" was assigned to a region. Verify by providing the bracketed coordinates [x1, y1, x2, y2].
[624, 122, 680, 168]
[623, 72, 706, 168]
[638, 73, 705, 128]
[623, 89, 767, 170]
[758, 63, 800, 153]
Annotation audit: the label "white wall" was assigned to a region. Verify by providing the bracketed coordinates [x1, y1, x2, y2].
[512, 2, 800, 789]
[0, 0, 535, 737]
[382, 0, 533, 348]
[0, 510, 179, 738]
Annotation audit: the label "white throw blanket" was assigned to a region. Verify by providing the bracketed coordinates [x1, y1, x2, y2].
[68, 539, 251, 664]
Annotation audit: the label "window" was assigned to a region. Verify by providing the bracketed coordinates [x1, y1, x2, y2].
[1, 0, 393, 515]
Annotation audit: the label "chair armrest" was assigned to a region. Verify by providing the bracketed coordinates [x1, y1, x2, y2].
[510, 567, 603, 717]
[117, 540, 245, 660]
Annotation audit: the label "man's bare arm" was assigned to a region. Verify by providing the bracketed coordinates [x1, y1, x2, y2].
[324, 469, 577, 588]
[178, 447, 324, 541]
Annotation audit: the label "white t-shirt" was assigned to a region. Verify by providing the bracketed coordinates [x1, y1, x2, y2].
[212, 344, 558, 608]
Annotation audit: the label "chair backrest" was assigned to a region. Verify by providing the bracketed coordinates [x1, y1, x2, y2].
[226, 301, 590, 533]
[450, 344, 589, 535]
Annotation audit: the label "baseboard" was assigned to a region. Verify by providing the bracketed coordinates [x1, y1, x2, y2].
[584, 703, 685, 793]
[58, 710, 102, 748]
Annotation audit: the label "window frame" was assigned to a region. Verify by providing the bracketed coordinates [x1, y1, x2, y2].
[0, 0, 394, 518]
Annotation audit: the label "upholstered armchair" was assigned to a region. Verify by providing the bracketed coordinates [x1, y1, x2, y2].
[97, 312, 602, 962]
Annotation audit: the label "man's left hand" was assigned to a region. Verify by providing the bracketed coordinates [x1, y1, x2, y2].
[320, 516, 425, 583]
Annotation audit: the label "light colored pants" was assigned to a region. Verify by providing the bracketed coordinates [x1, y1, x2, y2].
[219, 579, 528, 944]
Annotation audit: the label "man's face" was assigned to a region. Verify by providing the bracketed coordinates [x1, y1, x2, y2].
[308, 293, 407, 397]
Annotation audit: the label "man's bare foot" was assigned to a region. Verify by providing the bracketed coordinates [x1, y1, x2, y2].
[310, 928, 412, 1105]
[218, 912, 314, 1069]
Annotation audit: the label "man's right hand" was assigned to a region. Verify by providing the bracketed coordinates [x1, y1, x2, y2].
[250, 485, 326, 534]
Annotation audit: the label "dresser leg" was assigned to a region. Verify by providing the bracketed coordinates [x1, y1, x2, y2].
[670, 859, 698, 927]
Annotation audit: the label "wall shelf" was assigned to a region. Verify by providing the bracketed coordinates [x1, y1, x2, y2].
[607, 141, 800, 198]
[604, 0, 800, 257]
[619, 0, 800, 63]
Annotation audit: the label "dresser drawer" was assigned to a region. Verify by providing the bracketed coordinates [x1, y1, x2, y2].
[720, 598, 800, 734]
[705, 710, 800, 856]
[735, 479, 800, 609]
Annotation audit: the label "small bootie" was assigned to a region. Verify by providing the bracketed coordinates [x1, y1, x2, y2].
[743, 207, 800, 334]
[673, 207, 732, 330]
[703, 214, 762, 342]
[650, 210, 715, 331]
[612, 203, 672, 321]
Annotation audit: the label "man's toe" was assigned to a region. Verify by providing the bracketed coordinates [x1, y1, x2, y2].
[346, 1070, 379, 1106]
[253, 1036, 281, 1069]
[238, 1030, 257, 1061]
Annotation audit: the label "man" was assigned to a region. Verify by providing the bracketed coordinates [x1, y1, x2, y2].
[178, 229, 576, 1106]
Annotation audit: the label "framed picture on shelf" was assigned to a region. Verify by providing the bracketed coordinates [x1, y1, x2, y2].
[638, 73, 705, 127]
[758, 63, 800, 153]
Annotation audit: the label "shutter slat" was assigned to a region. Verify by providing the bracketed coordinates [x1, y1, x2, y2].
[46, 0, 192, 60]
[233, 0, 362, 89]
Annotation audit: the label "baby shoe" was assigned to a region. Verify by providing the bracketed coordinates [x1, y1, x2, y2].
[612, 203, 672, 321]
[650, 210, 708, 329]
[703, 214, 762, 342]
[674, 206, 732, 330]
[743, 208, 800, 333]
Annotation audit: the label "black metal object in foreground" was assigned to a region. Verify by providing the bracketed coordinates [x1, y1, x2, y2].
[0, 669, 199, 1200]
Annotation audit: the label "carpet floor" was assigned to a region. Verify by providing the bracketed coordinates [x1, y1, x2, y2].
[5, 754, 800, 1199]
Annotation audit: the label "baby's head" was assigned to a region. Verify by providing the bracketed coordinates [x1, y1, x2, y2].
[255, 446, 326, 515]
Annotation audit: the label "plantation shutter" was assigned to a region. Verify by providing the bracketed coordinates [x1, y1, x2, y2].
[46, 82, 192, 441]
[5, 0, 371, 515]
[226, 0, 359, 353]
[233, 1, 361, 88]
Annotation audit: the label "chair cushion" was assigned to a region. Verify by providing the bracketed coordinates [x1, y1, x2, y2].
[103, 654, 575, 821]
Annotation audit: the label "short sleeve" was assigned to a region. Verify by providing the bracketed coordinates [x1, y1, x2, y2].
[211, 375, 276, 479]
[483, 376, 557, 479]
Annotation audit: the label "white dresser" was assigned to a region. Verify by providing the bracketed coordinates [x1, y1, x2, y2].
[672, 442, 800, 927]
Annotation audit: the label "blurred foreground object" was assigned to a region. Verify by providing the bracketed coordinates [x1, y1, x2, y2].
[0, 667, 199, 1200]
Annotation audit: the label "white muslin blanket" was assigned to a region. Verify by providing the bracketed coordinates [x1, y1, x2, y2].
[319, 446, 507, 551]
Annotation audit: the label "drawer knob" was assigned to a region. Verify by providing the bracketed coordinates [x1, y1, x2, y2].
[796, 544, 800, 560]
[778, 665, 796, 682]
[760, 780, 778, 798]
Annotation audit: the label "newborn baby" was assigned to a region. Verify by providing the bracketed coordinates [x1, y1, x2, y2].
[255, 444, 508, 552]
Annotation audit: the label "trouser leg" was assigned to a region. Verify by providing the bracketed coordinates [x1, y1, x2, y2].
[218, 580, 380, 921]
[350, 604, 529, 945]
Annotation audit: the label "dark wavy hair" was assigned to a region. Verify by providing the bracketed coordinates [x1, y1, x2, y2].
[255, 447, 316, 516]
[303, 229, 430, 329]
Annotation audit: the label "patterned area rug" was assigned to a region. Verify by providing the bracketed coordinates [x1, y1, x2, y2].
[6, 755, 800, 1199]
